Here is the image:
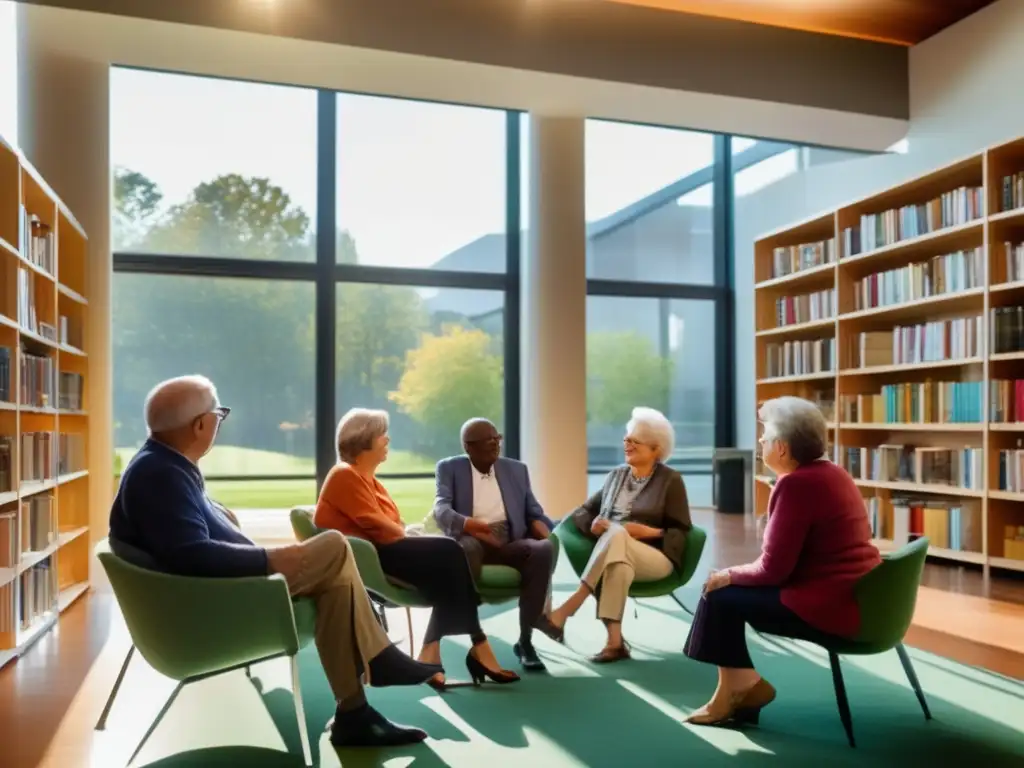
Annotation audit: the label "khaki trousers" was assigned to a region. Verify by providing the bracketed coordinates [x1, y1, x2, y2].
[277, 530, 391, 703]
[582, 525, 673, 622]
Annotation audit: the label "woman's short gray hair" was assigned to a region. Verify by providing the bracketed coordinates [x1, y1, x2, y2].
[758, 396, 828, 464]
[626, 407, 675, 463]
[336, 408, 389, 463]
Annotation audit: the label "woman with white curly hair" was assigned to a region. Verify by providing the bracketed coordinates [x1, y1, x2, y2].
[542, 406, 692, 663]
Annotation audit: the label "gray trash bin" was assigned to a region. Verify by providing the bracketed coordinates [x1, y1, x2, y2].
[712, 448, 753, 515]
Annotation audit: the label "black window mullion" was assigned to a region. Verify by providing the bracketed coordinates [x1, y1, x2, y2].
[315, 89, 338, 490]
[504, 110, 522, 461]
[713, 133, 735, 450]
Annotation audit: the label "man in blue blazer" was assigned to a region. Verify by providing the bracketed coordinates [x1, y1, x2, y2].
[433, 418, 558, 671]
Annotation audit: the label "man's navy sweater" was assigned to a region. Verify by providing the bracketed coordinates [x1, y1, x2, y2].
[109, 438, 269, 577]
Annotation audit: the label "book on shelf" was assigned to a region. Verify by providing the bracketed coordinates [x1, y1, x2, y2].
[840, 380, 982, 424]
[853, 317, 982, 368]
[0, 437, 11, 493]
[0, 582, 12, 636]
[1001, 241, 1024, 284]
[20, 494, 56, 553]
[775, 288, 835, 327]
[57, 433, 85, 475]
[840, 444, 982, 490]
[0, 347, 10, 402]
[1000, 173, 1024, 212]
[16, 268, 36, 334]
[764, 338, 835, 378]
[19, 207, 55, 275]
[841, 185, 984, 256]
[58, 315, 83, 350]
[19, 350, 55, 409]
[57, 372, 83, 411]
[997, 443, 1024, 492]
[991, 305, 1024, 354]
[989, 379, 1024, 422]
[20, 432, 57, 483]
[19, 558, 57, 631]
[889, 497, 982, 551]
[770, 238, 835, 279]
[853, 247, 983, 311]
[1004, 526, 1024, 561]
[0, 510, 15, 568]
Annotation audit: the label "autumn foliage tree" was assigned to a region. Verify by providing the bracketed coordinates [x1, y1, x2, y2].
[390, 325, 503, 455]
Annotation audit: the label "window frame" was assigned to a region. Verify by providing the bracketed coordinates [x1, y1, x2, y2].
[110, 67, 873, 493]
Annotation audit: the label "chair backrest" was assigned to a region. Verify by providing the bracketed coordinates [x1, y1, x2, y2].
[679, 524, 707, 582]
[854, 536, 930, 650]
[290, 506, 322, 541]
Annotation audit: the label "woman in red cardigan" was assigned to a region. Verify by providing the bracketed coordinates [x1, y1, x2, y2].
[682, 396, 881, 726]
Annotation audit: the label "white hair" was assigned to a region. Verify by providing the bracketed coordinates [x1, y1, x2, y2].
[336, 408, 389, 463]
[758, 396, 828, 464]
[144, 375, 219, 433]
[626, 406, 675, 463]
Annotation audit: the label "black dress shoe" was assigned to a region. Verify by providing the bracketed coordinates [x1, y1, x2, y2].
[513, 641, 547, 672]
[367, 644, 443, 688]
[329, 704, 428, 748]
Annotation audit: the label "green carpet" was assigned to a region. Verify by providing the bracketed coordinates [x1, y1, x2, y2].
[112, 576, 1024, 768]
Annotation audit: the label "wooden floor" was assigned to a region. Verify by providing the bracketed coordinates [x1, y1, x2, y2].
[1, 507, 1022, 768]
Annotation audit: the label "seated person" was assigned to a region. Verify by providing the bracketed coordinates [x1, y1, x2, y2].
[433, 418, 558, 672]
[682, 396, 882, 726]
[545, 407, 692, 663]
[315, 408, 519, 690]
[109, 376, 440, 748]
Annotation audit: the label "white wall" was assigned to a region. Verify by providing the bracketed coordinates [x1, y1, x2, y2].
[732, 0, 1024, 448]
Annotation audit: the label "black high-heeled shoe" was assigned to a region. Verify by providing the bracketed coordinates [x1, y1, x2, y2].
[465, 651, 521, 686]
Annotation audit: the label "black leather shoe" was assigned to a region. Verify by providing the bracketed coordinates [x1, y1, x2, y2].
[329, 704, 428, 748]
[514, 641, 547, 672]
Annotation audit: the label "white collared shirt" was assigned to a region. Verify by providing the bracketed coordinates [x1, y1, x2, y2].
[471, 463, 506, 525]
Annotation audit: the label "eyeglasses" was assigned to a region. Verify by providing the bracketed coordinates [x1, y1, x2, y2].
[467, 433, 502, 445]
[211, 406, 231, 423]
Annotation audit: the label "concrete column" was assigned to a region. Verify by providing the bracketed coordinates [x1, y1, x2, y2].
[18, 5, 112, 582]
[521, 114, 588, 518]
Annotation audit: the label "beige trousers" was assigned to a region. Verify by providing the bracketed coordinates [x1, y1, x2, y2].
[277, 530, 391, 703]
[582, 525, 673, 622]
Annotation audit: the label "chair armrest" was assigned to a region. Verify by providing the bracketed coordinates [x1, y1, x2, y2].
[105, 561, 303, 681]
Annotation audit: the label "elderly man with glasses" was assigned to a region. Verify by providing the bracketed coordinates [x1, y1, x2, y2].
[432, 418, 558, 671]
[108, 375, 440, 748]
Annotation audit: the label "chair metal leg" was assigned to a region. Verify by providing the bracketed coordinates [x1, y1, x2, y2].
[828, 651, 856, 748]
[244, 665, 252, 679]
[126, 681, 184, 766]
[290, 656, 314, 768]
[405, 607, 415, 655]
[895, 644, 932, 721]
[96, 645, 135, 731]
[668, 591, 695, 616]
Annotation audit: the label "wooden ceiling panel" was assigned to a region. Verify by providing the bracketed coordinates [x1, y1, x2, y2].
[605, 0, 998, 45]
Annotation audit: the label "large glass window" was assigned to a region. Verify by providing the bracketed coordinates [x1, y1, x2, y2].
[0, 2, 16, 145]
[111, 68, 318, 261]
[113, 273, 317, 510]
[335, 282, 505, 511]
[336, 94, 507, 272]
[585, 120, 715, 286]
[586, 295, 715, 505]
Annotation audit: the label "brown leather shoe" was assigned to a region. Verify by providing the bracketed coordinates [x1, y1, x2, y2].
[588, 644, 631, 664]
[685, 678, 776, 726]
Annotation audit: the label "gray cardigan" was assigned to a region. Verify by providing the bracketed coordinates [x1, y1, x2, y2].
[571, 463, 692, 570]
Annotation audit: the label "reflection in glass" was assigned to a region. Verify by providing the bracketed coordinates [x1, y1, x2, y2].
[336, 94, 507, 271]
[110, 67, 318, 260]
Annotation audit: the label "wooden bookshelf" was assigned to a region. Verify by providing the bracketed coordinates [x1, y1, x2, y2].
[753, 134, 1024, 580]
[0, 133, 90, 671]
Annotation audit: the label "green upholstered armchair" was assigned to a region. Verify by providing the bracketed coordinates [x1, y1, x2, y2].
[289, 507, 560, 652]
[785, 536, 933, 748]
[94, 539, 317, 767]
[550, 515, 707, 613]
